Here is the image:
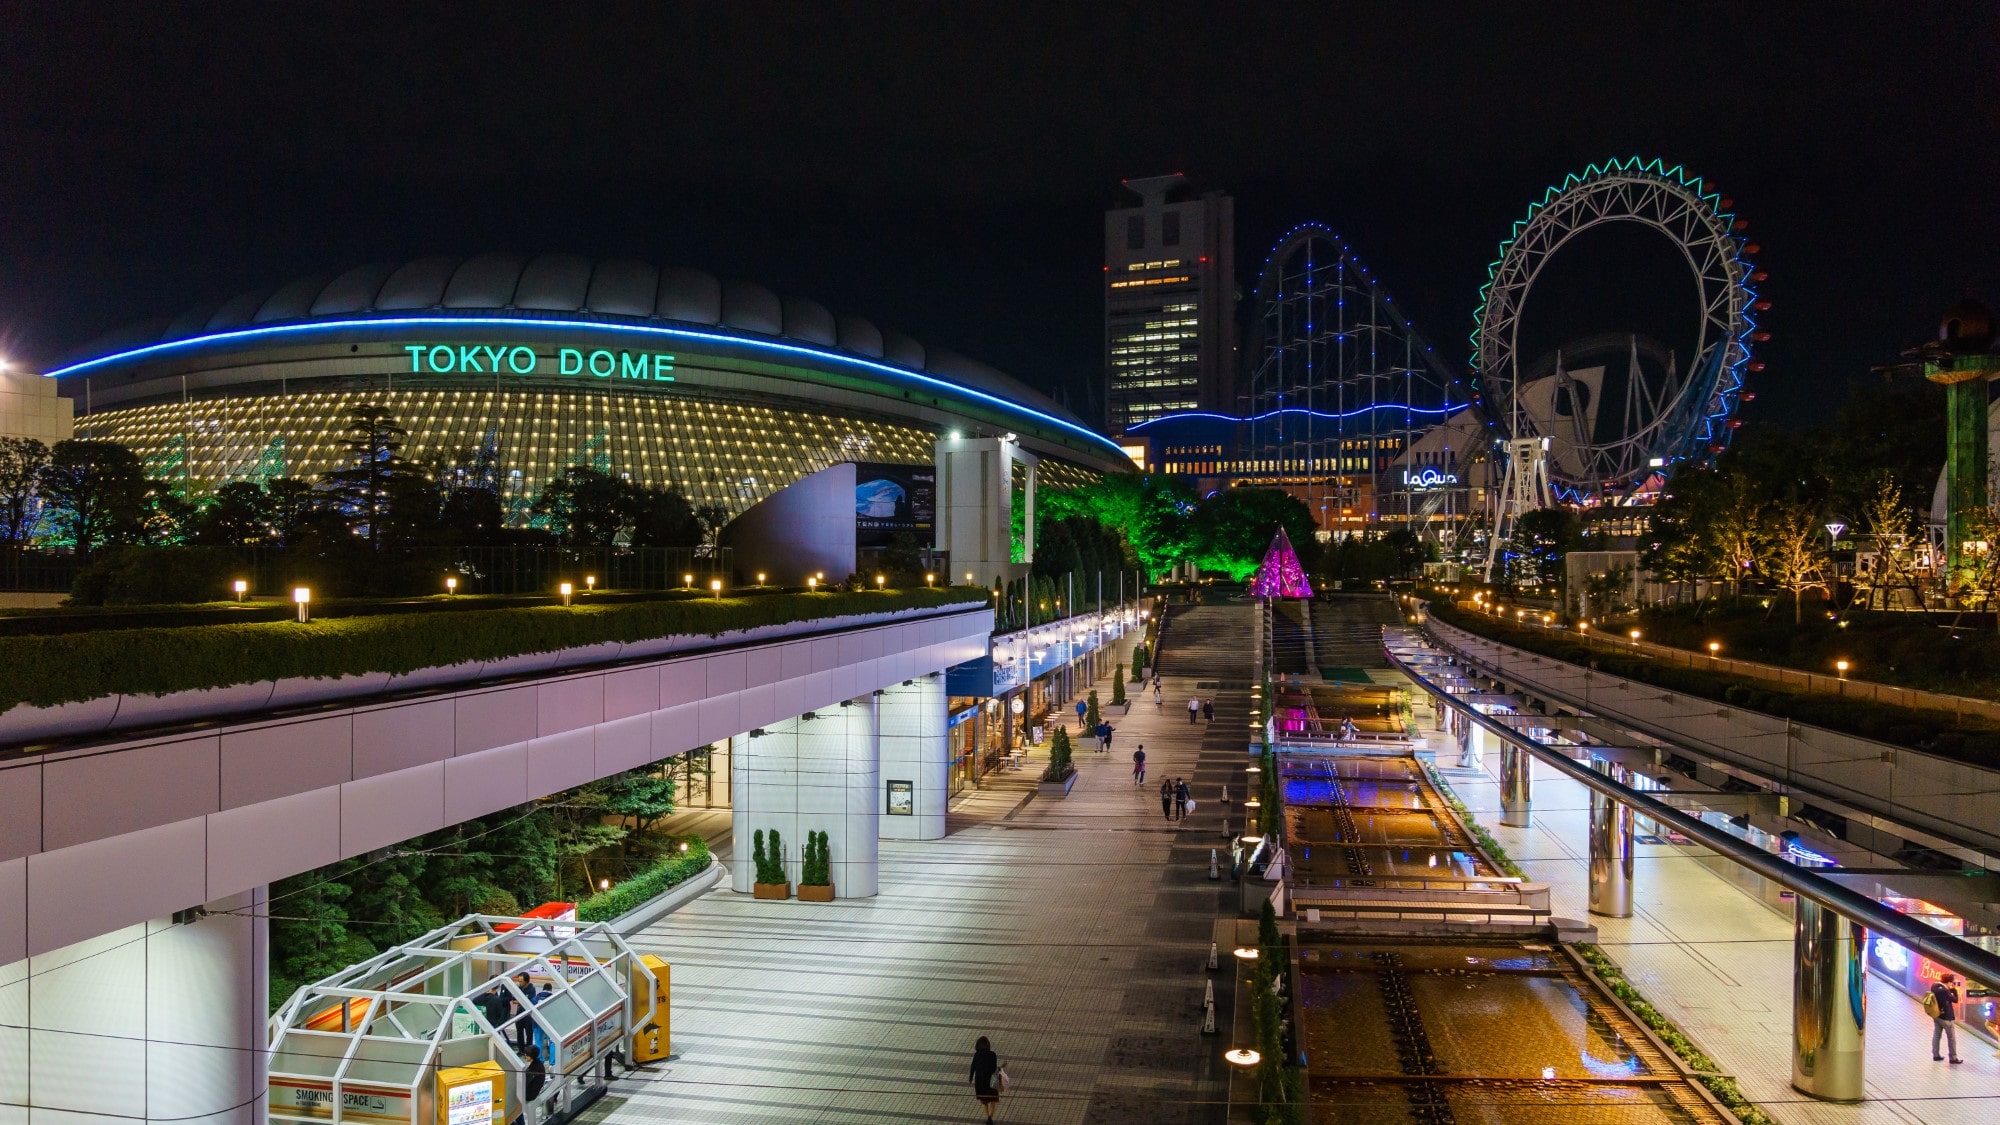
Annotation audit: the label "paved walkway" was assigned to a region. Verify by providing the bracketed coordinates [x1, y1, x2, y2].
[1393, 672, 2000, 1125]
[590, 609, 1256, 1124]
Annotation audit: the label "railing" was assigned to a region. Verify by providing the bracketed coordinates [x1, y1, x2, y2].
[1424, 617, 2000, 860]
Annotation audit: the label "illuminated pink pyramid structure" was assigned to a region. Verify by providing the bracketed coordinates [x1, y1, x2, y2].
[1249, 527, 1314, 598]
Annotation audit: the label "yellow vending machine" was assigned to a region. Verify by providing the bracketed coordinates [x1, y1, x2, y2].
[631, 955, 671, 1063]
[436, 1062, 506, 1125]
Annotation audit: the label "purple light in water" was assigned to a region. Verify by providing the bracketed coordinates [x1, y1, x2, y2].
[1249, 528, 1314, 599]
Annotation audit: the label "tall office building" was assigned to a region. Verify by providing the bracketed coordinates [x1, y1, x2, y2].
[1103, 175, 1235, 434]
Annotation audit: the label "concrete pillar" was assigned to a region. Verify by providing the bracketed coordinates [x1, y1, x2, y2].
[0, 887, 268, 1125]
[1587, 760, 1634, 918]
[1792, 897, 1866, 1101]
[1497, 739, 1531, 827]
[731, 700, 882, 898]
[879, 675, 949, 841]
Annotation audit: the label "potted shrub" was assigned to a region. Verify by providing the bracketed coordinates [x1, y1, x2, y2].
[1039, 726, 1077, 796]
[1131, 642, 1148, 682]
[1111, 667, 1127, 711]
[1086, 689, 1101, 729]
[798, 830, 834, 901]
[751, 828, 790, 899]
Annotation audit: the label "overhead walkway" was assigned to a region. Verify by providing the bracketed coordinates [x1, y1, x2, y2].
[1388, 623, 2000, 1113]
[0, 601, 989, 1125]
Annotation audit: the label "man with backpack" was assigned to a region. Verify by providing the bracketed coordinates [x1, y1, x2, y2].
[1928, 973, 1966, 1063]
[1132, 746, 1146, 786]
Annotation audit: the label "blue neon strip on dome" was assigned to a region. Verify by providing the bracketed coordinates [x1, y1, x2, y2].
[43, 315, 1126, 458]
[1126, 404, 1457, 430]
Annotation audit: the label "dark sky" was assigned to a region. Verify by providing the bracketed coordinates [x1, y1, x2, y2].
[4, 3, 1994, 428]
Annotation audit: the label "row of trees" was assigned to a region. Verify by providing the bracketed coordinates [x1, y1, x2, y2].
[270, 762, 676, 1006]
[1040, 473, 1320, 579]
[0, 406, 728, 560]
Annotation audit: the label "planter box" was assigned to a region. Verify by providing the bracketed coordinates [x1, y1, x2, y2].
[752, 882, 791, 900]
[797, 883, 835, 902]
[1038, 770, 1078, 797]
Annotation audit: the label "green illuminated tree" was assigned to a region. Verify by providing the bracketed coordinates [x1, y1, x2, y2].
[37, 439, 148, 560]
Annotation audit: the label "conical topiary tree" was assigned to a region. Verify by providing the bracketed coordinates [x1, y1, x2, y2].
[1112, 671, 1126, 707]
[1043, 726, 1073, 782]
[1086, 689, 1101, 729]
[1131, 643, 1148, 681]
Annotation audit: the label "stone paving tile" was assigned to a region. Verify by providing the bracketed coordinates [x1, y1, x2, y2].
[591, 614, 1253, 1125]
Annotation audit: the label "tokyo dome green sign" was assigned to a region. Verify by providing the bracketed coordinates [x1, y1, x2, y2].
[401, 344, 676, 384]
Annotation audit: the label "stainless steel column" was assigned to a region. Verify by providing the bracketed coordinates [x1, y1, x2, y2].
[1587, 758, 1634, 917]
[1498, 740, 1532, 826]
[1792, 895, 1866, 1101]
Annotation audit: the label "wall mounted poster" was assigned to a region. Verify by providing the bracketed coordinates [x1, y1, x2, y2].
[886, 780, 914, 816]
[853, 462, 935, 547]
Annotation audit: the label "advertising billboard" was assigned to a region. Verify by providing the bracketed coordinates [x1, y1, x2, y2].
[853, 462, 935, 548]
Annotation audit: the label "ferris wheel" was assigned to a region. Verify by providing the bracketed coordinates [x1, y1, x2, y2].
[1471, 158, 1764, 496]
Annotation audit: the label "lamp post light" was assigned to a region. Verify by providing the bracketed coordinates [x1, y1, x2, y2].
[559, 582, 573, 607]
[683, 573, 694, 590]
[1628, 629, 1642, 645]
[755, 572, 766, 586]
[808, 576, 818, 591]
[445, 576, 458, 595]
[925, 573, 935, 587]
[711, 578, 723, 600]
[875, 574, 886, 590]
[585, 575, 596, 593]
[232, 579, 248, 602]
[965, 571, 974, 585]
[1708, 641, 1720, 657]
[1836, 659, 1850, 679]
[292, 586, 311, 623]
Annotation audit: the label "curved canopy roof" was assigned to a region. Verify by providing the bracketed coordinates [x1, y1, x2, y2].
[53, 253, 1091, 433]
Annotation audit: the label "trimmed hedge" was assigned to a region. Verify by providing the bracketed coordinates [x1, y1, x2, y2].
[0, 588, 984, 713]
[575, 836, 713, 922]
[1429, 599, 2000, 769]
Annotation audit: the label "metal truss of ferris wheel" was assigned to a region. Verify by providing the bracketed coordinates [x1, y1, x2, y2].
[1244, 224, 1463, 531]
[1471, 157, 1758, 497]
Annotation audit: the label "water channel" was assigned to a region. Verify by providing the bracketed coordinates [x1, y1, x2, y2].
[1278, 750, 1729, 1124]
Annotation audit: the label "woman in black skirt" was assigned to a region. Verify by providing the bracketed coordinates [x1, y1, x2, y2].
[969, 1036, 1002, 1120]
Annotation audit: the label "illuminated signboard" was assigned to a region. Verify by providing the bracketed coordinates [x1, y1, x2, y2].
[402, 344, 675, 384]
[1401, 468, 1459, 489]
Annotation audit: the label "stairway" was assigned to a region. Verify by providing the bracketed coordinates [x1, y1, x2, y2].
[1156, 603, 1258, 678]
[1311, 594, 1403, 670]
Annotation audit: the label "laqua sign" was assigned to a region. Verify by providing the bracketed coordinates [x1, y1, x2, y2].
[1401, 467, 1459, 489]
[402, 344, 676, 384]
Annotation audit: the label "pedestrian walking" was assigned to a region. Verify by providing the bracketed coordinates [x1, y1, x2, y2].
[1175, 777, 1190, 819]
[1075, 699, 1087, 729]
[969, 1036, 1004, 1121]
[1202, 699, 1215, 722]
[1153, 682, 1163, 707]
[1929, 973, 1966, 1062]
[1188, 697, 1200, 725]
[1133, 746, 1147, 785]
[1160, 778, 1175, 820]
[1103, 725, 1115, 753]
[1094, 721, 1109, 752]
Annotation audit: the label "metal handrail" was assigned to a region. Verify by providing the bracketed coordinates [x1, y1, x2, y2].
[1387, 638, 2000, 990]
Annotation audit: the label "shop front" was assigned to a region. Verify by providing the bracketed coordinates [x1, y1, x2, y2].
[1865, 896, 2000, 1045]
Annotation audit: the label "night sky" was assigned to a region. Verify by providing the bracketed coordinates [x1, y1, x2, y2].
[3, 3, 1994, 428]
